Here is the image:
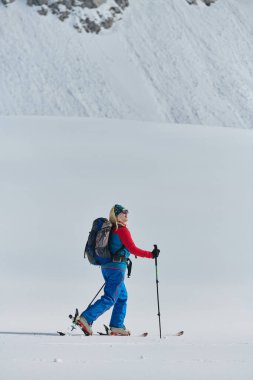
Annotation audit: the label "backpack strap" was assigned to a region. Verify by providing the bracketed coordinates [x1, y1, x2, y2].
[111, 255, 132, 278]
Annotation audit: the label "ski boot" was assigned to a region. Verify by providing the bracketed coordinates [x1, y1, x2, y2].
[69, 309, 93, 336]
[109, 326, 131, 336]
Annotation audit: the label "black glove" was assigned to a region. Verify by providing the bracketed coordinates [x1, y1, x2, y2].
[152, 244, 160, 259]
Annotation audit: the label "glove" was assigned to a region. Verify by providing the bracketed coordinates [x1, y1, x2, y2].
[152, 244, 160, 258]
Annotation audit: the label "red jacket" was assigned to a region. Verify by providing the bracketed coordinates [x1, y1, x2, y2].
[111, 224, 153, 259]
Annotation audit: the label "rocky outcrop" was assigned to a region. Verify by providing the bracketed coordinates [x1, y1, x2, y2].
[26, 0, 128, 33]
[1, 0, 16, 5]
[114, 0, 129, 9]
[1, 0, 128, 33]
[186, 0, 217, 5]
[1, 0, 217, 33]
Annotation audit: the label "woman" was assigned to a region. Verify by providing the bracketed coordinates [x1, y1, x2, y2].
[78, 204, 160, 336]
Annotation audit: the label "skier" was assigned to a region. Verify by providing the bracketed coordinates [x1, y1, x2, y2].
[78, 204, 160, 336]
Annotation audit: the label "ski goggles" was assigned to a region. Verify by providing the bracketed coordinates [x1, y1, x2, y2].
[114, 204, 128, 216]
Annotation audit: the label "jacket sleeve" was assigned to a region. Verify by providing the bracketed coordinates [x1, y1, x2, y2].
[116, 227, 153, 258]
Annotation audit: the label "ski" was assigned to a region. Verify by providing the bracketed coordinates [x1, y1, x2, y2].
[57, 308, 184, 338]
[165, 330, 184, 337]
[97, 332, 148, 337]
[0, 330, 183, 337]
[56, 331, 148, 337]
[97, 325, 148, 337]
[56, 331, 183, 337]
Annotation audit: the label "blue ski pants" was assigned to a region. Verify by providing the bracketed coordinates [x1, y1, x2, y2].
[81, 266, 128, 328]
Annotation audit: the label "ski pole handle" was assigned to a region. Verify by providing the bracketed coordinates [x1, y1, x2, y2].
[152, 244, 160, 259]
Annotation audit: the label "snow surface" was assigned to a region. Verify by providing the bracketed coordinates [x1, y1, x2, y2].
[1, 0, 253, 127]
[1, 116, 253, 379]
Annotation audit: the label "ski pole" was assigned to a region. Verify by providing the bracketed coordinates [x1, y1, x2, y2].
[154, 245, 162, 339]
[88, 283, 105, 308]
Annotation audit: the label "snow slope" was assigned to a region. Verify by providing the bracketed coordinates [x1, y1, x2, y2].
[1, 0, 253, 127]
[1, 333, 253, 380]
[1, 116, 253, 379]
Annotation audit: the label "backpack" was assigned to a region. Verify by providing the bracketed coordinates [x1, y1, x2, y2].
[84, 218, 112, 265]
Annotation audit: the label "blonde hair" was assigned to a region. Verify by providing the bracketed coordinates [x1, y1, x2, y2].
[109, 206, 119, 230]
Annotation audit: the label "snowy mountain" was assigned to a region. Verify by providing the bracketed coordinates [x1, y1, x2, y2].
[2, 0, 215, 33]
[1, 0, 253, 127]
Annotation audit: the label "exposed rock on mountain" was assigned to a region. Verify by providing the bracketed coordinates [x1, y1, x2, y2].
[186, 0, 216, 5]
[1, 0, 129, 33]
